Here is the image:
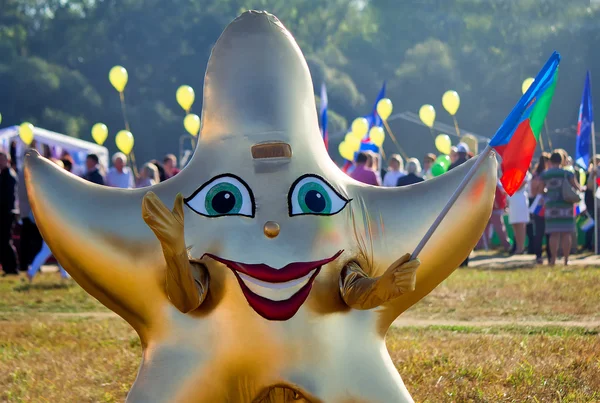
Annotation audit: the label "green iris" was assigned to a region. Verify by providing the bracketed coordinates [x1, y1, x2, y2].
[297, 182, 331, 214]
[205, 182, 243, 216]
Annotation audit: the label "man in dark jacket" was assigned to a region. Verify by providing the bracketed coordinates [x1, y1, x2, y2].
[0, 152, 18, 275]
[83, 154, 105, 185]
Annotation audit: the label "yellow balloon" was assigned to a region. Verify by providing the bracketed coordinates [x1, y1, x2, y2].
[0, 113, 2, 125]
[419, 104, 436, 128]
[91, 123, 108, 145]
[351, 117, 369, 139]
[338, 142, 351, 161]
[339, 137, 360, 161]
[376, 98, 393, 120]
[184, 114, 201, 137]
[460, 134, 478, 155]
[522, 77, 535, 95]
[176, 85, 195, 112]
[115, 130, 134, 155]
[109, 66, 128, 93]
[19, 122, 34, 145]
[442, 90, 460, 116]
[435, 134, 452, 155]
[369, 126, 385, 147]
[345, 131, 360, 143]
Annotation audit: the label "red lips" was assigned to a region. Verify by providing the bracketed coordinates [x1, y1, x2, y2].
[204, 251, 343, 321]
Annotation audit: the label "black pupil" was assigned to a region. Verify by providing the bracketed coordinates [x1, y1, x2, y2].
[305, 190, 326, 212]
[212, 191, 235, 214]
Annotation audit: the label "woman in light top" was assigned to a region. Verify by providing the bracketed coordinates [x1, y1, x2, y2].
[136, 163, 160, 188]
[382, 154, 406, 187]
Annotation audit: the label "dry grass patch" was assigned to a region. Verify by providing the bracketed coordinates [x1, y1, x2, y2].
[406, 266, 600, 322]
[1, 318, 599, 402]
[0, 274, 106, 314]
[389, 326, 600, 402]
[0, 318, 137, 402]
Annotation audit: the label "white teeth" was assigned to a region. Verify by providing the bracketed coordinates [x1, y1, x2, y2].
[237, 269, 317, 301]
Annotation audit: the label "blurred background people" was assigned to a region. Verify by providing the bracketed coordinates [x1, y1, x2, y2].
[397, 158, 424, 186]
[136, 162, 160, 188]
[83, 153, 105, 185]
[106, 152, 134, 189]
[163, 154, 180, 179]
[0, 152, 18, 276]
[383, 154, 405, 187]
[350, 152, 381, 186]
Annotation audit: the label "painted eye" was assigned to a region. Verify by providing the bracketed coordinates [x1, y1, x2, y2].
[288, 175, 349, 216]
[185, 174, 255, 217]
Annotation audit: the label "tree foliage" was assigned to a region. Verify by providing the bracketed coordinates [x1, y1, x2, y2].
[0, 0, 598, 162]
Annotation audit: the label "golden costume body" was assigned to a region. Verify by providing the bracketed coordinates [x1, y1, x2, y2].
[25, 11, 497, 402]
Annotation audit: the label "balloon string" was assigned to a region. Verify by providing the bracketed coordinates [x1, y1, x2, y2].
[382, 119, 408, 160]
[452, 116, 461, 137]
[119, 91, 139, 178]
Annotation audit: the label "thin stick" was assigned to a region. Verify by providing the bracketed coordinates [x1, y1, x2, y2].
[380, 147, 386, 160]
[452, 116, 461, 137]
[119, 92, 138, 177]
[544, 120, 553, 150]
[538, 130, 546, 152]
[382, 119, 408, 160]
[412, 145, 493, 259]
[119, 92, 130, 132]
[592, 121, 598, 255]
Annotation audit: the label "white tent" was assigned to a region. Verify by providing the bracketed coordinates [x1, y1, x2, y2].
[0, 125, 109, 175]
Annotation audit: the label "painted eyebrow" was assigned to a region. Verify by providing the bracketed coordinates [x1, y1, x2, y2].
[251, 142, 292, 160]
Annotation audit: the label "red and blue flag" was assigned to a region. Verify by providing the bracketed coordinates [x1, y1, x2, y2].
[490, 52, 560, 195]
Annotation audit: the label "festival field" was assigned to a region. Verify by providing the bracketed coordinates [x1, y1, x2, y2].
[1, 260, 599, 402]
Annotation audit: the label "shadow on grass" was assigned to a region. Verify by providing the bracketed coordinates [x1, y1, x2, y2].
[14, 282, 71, 292]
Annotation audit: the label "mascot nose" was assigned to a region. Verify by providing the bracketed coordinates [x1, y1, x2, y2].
[263, 221, 280, 238]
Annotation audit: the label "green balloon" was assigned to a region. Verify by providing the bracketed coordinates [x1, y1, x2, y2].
[436, 155, 450, 166]
[431, 162, 447, 177]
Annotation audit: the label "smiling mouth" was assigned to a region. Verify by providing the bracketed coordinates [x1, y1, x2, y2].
[203, 250, 343, 320]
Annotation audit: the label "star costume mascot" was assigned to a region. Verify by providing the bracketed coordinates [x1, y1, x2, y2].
[25, 11, 496, 403]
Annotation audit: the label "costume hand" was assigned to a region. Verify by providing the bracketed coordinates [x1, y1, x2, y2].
[142, 192, 186, 256]
[377, 253, 419, 296]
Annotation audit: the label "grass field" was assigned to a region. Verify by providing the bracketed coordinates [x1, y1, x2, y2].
[1, 264, 600, 402]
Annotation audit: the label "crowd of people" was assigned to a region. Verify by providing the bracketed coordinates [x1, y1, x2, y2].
[1, 140, 597, 278]
[0, 148, 181, 279]
[347, 144, 597, 267]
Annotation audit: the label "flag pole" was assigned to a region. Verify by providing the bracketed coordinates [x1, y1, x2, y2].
[412, 145, 493, 259]
[592, 120, 598, 255]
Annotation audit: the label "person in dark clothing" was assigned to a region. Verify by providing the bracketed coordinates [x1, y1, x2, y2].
[83, 154, 105, 185]
[397, 158, 425, 186]
[448, 143, 470, 266]
[61, 158, 73, 172]
[448, 142, 469, 171]
[0, 152, 19, 275]
[150, 159, 167, 182]
[17, 165, 43, 271]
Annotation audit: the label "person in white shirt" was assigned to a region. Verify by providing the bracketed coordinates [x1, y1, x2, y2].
[106, 152, 134, 189]
[382, 154, 406, 187]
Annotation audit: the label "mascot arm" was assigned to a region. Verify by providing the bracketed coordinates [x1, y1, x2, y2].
[143, 192, 208, 313]
[339, 254, 420, 310]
